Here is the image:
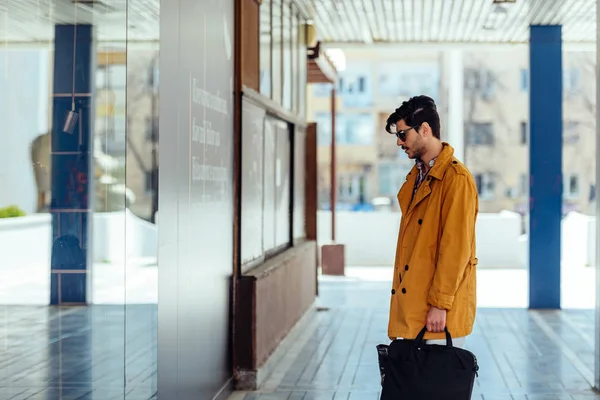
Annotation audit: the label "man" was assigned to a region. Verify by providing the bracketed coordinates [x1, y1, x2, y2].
[385, 95, 478, 348]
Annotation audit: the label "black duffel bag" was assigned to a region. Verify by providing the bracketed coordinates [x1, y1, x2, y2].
[377, 326, 479, 400]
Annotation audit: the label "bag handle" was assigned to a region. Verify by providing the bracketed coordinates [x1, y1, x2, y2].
[415, 325, 453, 348]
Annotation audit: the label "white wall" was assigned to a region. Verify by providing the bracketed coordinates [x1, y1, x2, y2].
[317, 210, 599, 269]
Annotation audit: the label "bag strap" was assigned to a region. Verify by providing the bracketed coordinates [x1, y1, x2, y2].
[415, 326, 453, 348]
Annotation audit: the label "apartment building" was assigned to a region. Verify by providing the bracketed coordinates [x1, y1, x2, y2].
[307, 46, 596, 215]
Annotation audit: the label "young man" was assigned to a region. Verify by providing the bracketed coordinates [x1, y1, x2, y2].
[385, 95, 479, 348]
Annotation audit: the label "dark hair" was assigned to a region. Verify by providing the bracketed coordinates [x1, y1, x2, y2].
[385, 95, 441, 139]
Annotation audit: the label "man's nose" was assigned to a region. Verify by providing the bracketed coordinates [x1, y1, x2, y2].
[397, 137, 404, 147]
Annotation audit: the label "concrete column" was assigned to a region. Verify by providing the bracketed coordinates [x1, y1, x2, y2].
[446, 50, 464, 162]
[528, 25, 562, 309]
[50, 24, 95, 305]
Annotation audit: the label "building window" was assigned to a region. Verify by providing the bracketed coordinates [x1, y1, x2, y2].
[357, 76, 366, 92]
[282, 0, 292, 110]
[378, 161, 412, 197]
[520, 68, 528, 92]
[519, 174, 528, 197]
[315, 112, 375, 146]
[475, 173, 495, 199]
[464, 68, 495, 99]
[337, 65, 373, 108]
[564, 120, 580, 144]
[259, 0, 272, 97]
[376, 61, 440, 100]
[565, 174, 580, 198]
[520, 121, 527, 145]
[312, 83, 331, 97]
[564, 67, 580, 93]
[466, 122, 494, 145]
[271, 0, 282, 104]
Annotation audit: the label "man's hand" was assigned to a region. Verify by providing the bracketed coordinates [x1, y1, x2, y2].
[426, 306, 447, 333]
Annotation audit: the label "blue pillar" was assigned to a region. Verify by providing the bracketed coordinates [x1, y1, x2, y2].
[529, 25, 562, 309]
[50, 24, 95, 305]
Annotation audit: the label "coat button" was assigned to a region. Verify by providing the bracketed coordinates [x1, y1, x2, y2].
[391, 289, 396, 295]
[418, 219, 423, 225]
[452, 160, 458, 164]
[402, 288, 407, 294]
[405, 265, 409, 271]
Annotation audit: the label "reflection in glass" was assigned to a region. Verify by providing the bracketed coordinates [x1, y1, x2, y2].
[292, 6, 299, 113]
[260, 0, 272, 97]
[282, 0, 292, 110]
[0, 0, 158, 398]
[271, 0, 283, 105]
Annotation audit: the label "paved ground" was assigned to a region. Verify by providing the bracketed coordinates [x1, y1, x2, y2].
[0, 305, 157, 400]
[0, 266, 597, 399]
[229, 274, 600, 400]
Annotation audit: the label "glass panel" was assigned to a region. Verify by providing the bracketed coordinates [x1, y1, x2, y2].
[0, 0, 128, 397]
[271, 0, 283, 105]
[125, 2, 160, 397]
[282, 0, 292, 110]
[241, 98, 266, 267]
[293, 125, 306, 239]
[562, 50, 596, 310]
[291, 6, 299, 113]
[275, 121, 291, 247]
[297, 17, 307, 118]
[260, 0, 272, 97]
[263, 116, 277, 252]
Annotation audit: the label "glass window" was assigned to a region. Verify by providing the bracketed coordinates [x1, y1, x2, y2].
[0, 0, 161, 398]
[282, 0, 292, 110]
[466, 122, 494, 145]
[263, 117, 277, 251]
[343, 113, 375, 145]
[520, 121, 527, 144]
[271, 0, 282, 105]
[520, 68, 528, 91]
[475, 172, 495, 199]
[316, 112, 374, 146]
[291, 6, 299, 112]
[315, 112, 332, 146]
[275, 121, 291, 246]
[297, 17, 307, 118]
[259, 0, 272, 97]
[338, 65, 373, 108]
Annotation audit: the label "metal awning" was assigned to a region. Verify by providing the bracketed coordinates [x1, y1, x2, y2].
[294, 0, 596, 44]
[307, 42, 338, 84]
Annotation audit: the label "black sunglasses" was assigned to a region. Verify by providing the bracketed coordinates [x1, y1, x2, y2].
[390, 124, 421, 141]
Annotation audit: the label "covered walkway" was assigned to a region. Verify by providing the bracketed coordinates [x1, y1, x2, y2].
[230, 269, 599, 400]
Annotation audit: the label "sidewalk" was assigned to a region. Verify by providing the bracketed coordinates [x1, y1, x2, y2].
[228, 267, 599, 399]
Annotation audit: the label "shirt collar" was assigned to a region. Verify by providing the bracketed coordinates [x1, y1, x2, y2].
[415, 157, 436, 173]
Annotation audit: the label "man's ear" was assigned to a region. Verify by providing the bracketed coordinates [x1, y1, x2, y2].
[420, 122, 431, 137]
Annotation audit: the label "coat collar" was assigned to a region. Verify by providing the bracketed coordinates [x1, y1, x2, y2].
[398, 142, 455, 216]
[406, 142, 455, 182]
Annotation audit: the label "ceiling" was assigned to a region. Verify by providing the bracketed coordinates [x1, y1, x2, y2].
[296, 0, 597, 44]
[0, 0, 159, 43]
[0, 0, 596, 44]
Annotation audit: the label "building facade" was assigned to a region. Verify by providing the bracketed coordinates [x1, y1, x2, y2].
[308, 46, 596, 215]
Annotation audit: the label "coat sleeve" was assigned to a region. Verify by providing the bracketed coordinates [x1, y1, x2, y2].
[427, 173, 477, 311]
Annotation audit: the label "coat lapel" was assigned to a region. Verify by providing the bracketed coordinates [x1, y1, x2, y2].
[397, 169, 416, 216]
[407, 180, 432, 215]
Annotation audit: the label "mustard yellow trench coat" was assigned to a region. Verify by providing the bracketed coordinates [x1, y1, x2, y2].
[388, 143, 479, 341]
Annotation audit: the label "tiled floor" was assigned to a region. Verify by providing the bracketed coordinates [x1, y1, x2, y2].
[0, 269, 598, 399]
[0, 305, 157, 399]
[231, 276, 600, 400]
